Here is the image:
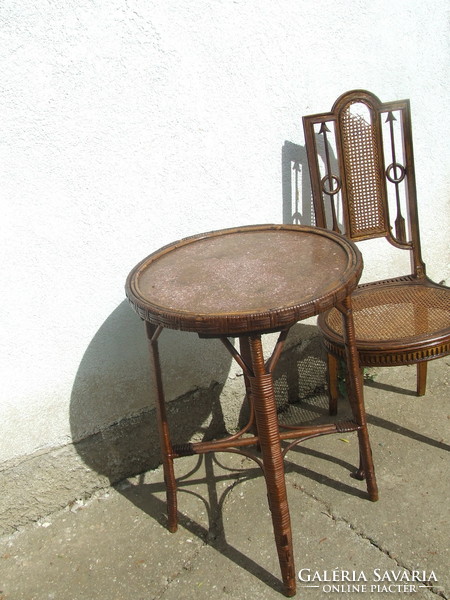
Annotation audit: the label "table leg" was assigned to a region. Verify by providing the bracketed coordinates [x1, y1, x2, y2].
[247, 334, 296, 597]
[239, 336, 260, 445]
[340, 297, 379, 501]
[145, 322, 178, 532]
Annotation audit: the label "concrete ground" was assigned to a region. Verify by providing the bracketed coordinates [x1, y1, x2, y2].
[1, 359, 449, 600]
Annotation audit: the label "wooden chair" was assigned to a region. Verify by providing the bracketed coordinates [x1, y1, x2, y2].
[303, 89, 450, 414]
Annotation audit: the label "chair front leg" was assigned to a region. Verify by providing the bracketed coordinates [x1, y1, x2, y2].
[338, 297, 378, 502]
[417, 362, 427, 396]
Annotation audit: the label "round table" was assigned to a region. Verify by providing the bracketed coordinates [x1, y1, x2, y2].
[126, 224, 378, 597]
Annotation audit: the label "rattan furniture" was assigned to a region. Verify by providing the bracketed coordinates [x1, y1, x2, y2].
[126, 224, 378, 597]
[303, 89, 450, 415]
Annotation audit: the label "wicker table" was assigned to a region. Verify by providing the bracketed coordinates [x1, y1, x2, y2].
[125, 224, 378, 597]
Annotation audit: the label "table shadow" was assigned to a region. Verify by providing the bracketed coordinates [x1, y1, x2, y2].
[117, 453, 285, 594]
[70, 300, 233, 484]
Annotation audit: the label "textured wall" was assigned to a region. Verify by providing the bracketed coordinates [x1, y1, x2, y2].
[2, 1, 449, 471]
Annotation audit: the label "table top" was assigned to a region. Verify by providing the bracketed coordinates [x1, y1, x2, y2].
[125, 224, 362, 336]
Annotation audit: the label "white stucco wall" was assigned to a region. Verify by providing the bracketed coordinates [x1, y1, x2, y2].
[2, 1, 449, 464]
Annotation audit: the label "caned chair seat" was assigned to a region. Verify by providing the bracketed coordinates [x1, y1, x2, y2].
[319, 278, 450, 363]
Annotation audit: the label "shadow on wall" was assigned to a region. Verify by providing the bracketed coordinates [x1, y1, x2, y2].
[70, 300, 233, 483]
[283, 134, 342, 229]
[282, 141, 313, 225]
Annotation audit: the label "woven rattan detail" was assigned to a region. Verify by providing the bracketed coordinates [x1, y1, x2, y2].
[325, 284, 450, 342]
[340, 102, 388, 238]
[172, 443, 196, 457]
[336, 420, 361, 433]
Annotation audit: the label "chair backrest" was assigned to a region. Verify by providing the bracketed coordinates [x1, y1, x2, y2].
[303, 89, 426, 279]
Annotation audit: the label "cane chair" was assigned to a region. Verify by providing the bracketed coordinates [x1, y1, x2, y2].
[303, 89, 450, 414]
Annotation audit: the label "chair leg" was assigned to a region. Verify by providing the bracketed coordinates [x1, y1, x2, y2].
[339, 297, 378, 501]
[417, 362, 428, 396]
[327, 353, 339, 416]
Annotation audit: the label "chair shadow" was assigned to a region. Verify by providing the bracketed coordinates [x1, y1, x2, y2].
[365, 378, 416, 396]
[282, 141, 313, 225]
[282, 137, 341, 228]
[366, 413, 450, 453]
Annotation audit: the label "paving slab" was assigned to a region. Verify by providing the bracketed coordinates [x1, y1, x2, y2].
[0, 360, 448, 600]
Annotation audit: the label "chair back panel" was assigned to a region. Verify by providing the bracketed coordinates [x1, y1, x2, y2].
[340, 99, 389, 239]
[303, 90, 426, 278]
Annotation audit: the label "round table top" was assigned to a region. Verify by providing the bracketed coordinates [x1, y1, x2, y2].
[125, 224, 362, 336]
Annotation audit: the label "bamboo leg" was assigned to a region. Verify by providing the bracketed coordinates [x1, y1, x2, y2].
[247, 334, 296, 597]
[327, 353, 340, 416]
[145, 322, 178, 532]
[339, 298, 378, 502]
[239, 335, 260, 447]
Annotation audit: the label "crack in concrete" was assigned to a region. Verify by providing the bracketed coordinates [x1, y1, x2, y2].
[153, 541, 209, 600]
[290, 481, 448, 599]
